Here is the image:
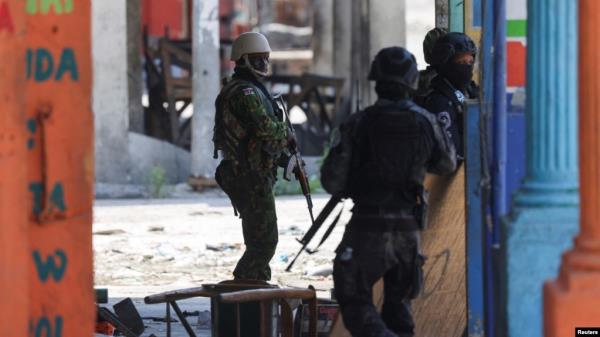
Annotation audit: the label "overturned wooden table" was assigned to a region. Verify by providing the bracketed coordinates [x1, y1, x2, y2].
[145, 281, 318, 337]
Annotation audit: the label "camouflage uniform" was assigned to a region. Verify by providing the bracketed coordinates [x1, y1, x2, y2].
[214, 70, 288, 281]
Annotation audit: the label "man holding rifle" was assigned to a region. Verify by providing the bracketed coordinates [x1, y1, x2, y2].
[213, 32, 312, 282]
[325, 47, 457, 337]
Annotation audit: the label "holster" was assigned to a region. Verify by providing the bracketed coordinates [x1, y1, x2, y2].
[414, 186, 429, 231]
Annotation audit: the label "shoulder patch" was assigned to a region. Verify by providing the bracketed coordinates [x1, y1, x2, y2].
[242, 87, 255, 96]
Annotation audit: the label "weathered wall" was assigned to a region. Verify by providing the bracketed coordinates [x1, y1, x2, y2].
[191, 0, 220, 179]
[92, 0, 130, 183]
[24, 0, 96, 334]
[0, 0, 29, 333]
[93, 0, 186, 186]
[312, 0, 333, 76]
[351, 0, 407, 108]
[128, 132, 191, 185]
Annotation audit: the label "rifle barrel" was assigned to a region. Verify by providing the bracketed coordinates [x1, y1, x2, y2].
[285, 245, 305, 272]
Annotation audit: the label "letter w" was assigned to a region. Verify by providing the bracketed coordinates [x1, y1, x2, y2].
[33, 250, 67, 283]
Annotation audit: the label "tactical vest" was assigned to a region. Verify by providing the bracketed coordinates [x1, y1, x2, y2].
[349, 101, 431, 208]
[213, 77, 282, 175]
[213, 79, 249, 161]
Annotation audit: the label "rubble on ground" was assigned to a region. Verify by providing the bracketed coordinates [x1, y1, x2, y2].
[93, 193, 352, 295]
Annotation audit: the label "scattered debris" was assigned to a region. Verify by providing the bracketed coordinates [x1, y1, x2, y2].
[197, 310, 211, 328]
[305, 264, 333, 277]
[206, 243, 241, 252]
[94, 229, 126, 236]
[281, 225, 304, 236]
[142, 255, 153, 261]
[189, 210, 225, 216]
[142, 316, 179, 323]
[278, 253, 290, 263]
[113, 298, 145, 336]
[93, 195, 346, 287]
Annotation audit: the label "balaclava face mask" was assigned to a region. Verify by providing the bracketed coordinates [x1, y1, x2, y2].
[243, 54, 270, 78]
[439, 62, 474, 90]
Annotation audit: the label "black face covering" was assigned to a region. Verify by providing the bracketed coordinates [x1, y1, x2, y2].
[245, 54, 270, 76]
[439, 63, 474, 90]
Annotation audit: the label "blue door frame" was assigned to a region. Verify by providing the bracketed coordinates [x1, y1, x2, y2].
[464, 0, 506, 336]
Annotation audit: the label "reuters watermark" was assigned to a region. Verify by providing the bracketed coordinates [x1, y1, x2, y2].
[577, 328, 600, 336]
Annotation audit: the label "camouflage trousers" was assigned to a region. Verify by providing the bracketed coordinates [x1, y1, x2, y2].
[333, 218, 424, 337]
[215, 160, 278, 281]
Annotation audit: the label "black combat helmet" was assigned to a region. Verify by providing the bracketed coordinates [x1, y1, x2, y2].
[423, 27, 447, 65]
[429, 32, 477, 66]
[368, 47, 419, 90]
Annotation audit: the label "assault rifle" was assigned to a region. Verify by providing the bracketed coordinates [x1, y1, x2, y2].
[285, 195, 344, 271]
[272, 95, 346, 271]
[273, 95, 315, 226]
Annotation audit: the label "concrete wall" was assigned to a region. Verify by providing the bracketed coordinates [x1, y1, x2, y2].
[190, 0, 220, 179]
[312, 0, 334, 76]
[92, 0, 130, 183]
[93, 0, 189, 187]
[436, 0, 449, 29]
[351, 0, 407, 108]
[369, 0, 406, 61]
[128, 132, 191, 185]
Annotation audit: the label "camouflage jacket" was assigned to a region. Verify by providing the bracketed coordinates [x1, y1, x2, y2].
[213, 73, 288, 178]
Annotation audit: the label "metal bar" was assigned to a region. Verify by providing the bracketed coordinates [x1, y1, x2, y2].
[492, 0, 507, 248]
[166, 302, 171, 337]
[170, 301, 198, 337]
[490, 1, 507, 336]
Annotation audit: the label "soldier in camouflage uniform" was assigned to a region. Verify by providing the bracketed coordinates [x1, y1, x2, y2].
[213, 32, 290, 281]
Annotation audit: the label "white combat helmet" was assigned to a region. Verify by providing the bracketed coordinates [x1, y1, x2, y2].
[230, 32, 272, 61]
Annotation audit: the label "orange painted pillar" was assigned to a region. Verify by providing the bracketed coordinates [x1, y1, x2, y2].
[0, 0, 29, 334]
[25, 0, 95, 336]
[544, 0, 600, 336]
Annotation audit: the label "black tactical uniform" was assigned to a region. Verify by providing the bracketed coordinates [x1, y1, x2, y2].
[330, 47, 457, 337]
[420, 32, 478, 160]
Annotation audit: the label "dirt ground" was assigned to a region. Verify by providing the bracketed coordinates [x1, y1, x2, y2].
[93, 189, 352, 296]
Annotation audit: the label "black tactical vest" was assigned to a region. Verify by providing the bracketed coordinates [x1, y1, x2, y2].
[349, 100, 432, 209]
